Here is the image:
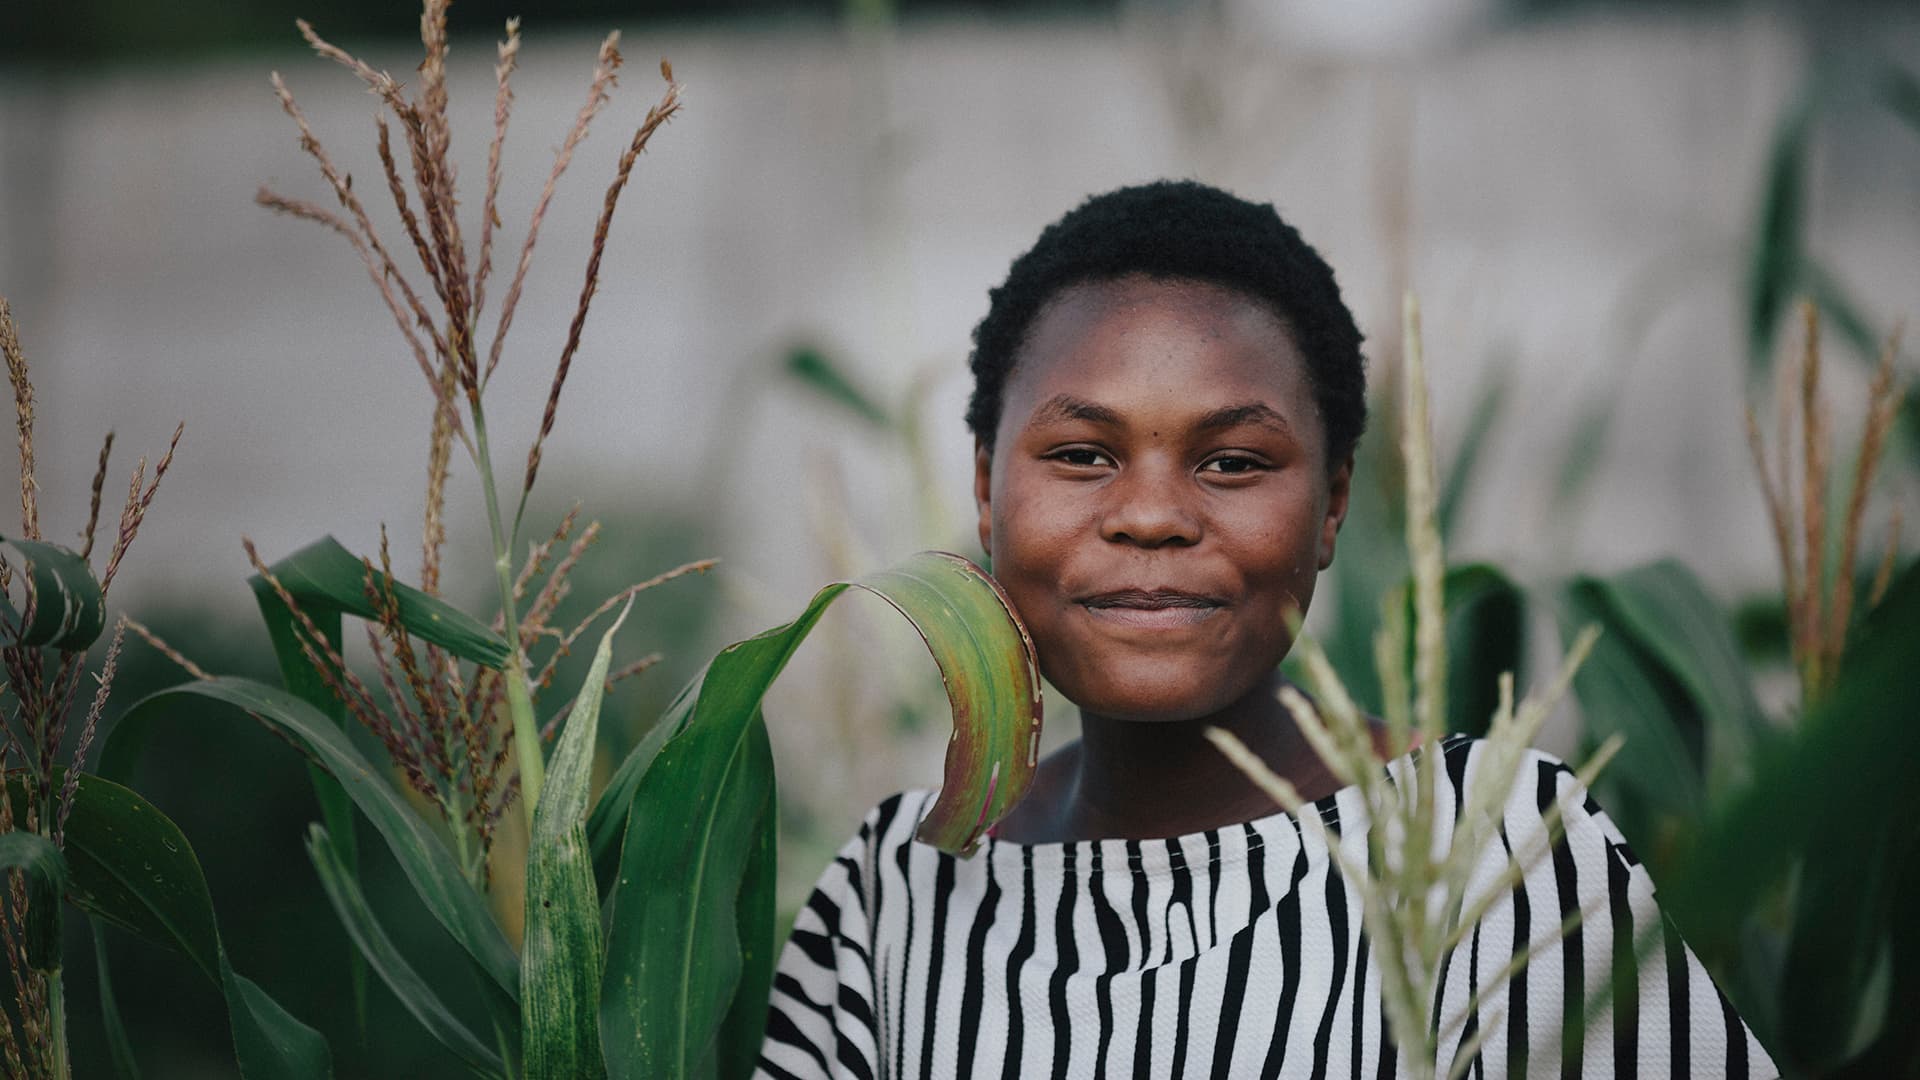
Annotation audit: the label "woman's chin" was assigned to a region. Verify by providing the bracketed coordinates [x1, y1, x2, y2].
[1064, 677, 1253, 726]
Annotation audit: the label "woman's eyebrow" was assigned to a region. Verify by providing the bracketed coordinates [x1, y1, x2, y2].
[1196, 402, 1291, 435]
[1027, 394, 1121, 427]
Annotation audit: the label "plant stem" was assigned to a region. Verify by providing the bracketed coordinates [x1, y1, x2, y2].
[468, 400, 545, 828]
[48, 967, 68, 1080]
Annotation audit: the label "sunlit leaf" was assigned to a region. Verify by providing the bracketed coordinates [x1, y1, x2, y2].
[598, 551, 1040, 1079]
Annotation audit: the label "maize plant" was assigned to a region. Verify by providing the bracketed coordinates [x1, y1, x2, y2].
[87, 4, 1043, 1077]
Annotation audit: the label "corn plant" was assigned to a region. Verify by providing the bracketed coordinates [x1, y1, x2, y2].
[1560, 302, 1915, 1077]
[0, 298, 185, 1080]
[82, 5, 1042, 1077]
[1207, 295, 1621, 1080]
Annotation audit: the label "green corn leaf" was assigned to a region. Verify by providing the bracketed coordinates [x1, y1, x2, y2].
[784, 345, 893, 429]
[91, 918, 141, 1080]
[0, 830, 67, 970]
[0, 535, 105, 650]
[1575, 561, 1767, 794]
[521, 605, 630, 1079]
[303, 824, 503, 1077]
[249, 572, 365, 1035]
[1746, 83, 1813, 378]
[713, 722, 777, 1080]
[598, 551, 1040, 1079]
[106, 678, 521, 1009]
[33, 772, 331, 1079]
[1438, 565, 1525, 737]
[250, 533, 513, 1035]
[252, 536, 511, 668]
[1560, 574, 1710, 860]
[587, 691, 689, 897]
[1662, 558, 1920, 1067]
[1378, 564, 1526, 737]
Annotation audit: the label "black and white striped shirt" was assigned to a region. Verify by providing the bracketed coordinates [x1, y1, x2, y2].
[758, 736, 1776, 1078]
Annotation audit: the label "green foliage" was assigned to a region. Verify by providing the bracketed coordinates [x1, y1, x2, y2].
[1651, 557, 1920, 1075]
[600, 551, 1039, 1076]
[29, 772, 331, 1079]
[304, 824, 503, 1076]
[522, 610, 626, 1079]
[783, 346, 894, 429]
[108, 678, 523, 1006]
[100, 544, 1034, 1078]
[0, 536, 106, 651]
[0, 831, 65, 971]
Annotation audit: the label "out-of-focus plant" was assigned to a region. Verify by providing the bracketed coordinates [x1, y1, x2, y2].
[1744, 303, 1903, 707]
[0, 298, 185, 1079]
[1747, 61, 1920, 470]
[1558, 302, 1914, 1077]
[84, 4, 1044, 1077]
[1209, 296, 1621, 1080]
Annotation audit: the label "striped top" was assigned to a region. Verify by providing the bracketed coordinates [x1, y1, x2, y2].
[757, 736, 1776, 1079]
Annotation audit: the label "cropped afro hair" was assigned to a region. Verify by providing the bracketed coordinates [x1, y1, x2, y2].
[966, 180, 1367, 466]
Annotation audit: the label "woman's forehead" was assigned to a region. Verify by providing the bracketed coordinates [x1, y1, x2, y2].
[1001, 277, 1321, 434]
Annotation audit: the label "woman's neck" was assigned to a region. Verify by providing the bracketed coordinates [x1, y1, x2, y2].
[997, 670, 1353, 843]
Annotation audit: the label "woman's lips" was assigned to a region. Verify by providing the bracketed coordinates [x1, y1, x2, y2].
[1078, 589, 1225, 629]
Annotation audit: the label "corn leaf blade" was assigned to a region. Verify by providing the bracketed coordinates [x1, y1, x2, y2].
[303, 824, 503, 1076]
[1663, 558, 1920, 1068]
[249, 575, 365, 1032]
[106, 678, 522, 1006]
[713, 718, 777, 1080]
[253, 535, 511, 668]
[587, 691, 688, 896]
[91, 918, 141, 1080]
[0, 535, 105, 650]
[0, 830, 67, 969]
[1391, 564, 1527, 737]
[598, 551, 1040, 1078]
[33, 772, 331, 1078]
[521, 611, 626, 1079]
[1560, 575, 1710, 857]
[1575, 560, 1766, 793]
[783, 345, 893, 429]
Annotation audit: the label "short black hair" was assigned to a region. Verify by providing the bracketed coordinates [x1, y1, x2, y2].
[966, 180, 1367, 466]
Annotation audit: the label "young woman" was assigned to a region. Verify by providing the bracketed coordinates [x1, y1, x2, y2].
[757, 181, 1775, 1079]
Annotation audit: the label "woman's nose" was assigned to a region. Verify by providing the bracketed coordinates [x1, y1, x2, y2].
[1098, 461, 1200, 548]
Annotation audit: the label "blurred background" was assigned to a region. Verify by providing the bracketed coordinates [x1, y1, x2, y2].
[4, 0, 1918, 1074]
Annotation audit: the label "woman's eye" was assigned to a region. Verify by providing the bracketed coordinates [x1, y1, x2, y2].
[1052, 448, 1111, 467]
[1202, 455, 1265, 475]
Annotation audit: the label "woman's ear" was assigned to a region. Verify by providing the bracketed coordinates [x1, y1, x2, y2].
[973, 440, 994, 558]
[1318, 454, 1354, 570]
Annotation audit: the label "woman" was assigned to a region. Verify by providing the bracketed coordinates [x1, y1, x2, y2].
[757, 181, 1775, 1078]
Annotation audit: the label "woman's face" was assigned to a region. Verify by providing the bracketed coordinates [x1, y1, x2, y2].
[974, 275, 1351, 724]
